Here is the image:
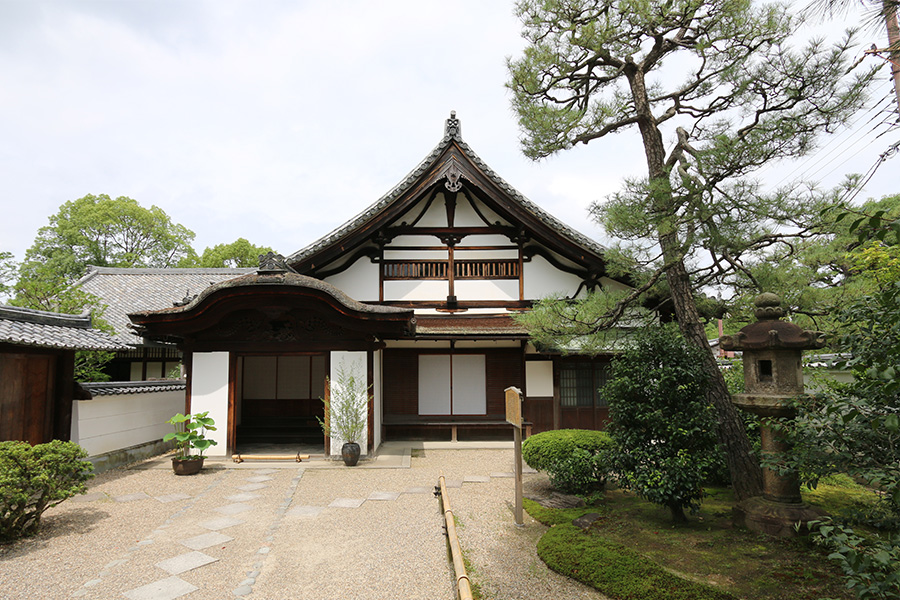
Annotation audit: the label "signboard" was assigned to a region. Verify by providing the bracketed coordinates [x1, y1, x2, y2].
[505, 386, 522, 428]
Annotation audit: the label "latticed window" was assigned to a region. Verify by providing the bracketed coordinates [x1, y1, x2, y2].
[382, 259, 519, 280]
[560, 361, 610, 408]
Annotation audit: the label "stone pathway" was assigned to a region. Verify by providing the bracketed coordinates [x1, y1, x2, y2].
[37, 460, 526, 600]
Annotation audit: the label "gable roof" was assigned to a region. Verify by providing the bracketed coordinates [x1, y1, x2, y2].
[287, 112, 613, 278]
[0, 305, 128, 352]
[75, 266, 254, 345]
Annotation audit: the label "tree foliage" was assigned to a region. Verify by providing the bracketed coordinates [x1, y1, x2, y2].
[179, 237, 274, 268]
[716, 193, 900, 338]
[602, 325, 718, 521]
[0, 251, 16, 301]
[22, 194, 195, 285]
[507, 0, 877, 500]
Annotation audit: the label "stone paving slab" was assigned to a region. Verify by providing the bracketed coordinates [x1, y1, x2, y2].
[155, 551, 218, 575]
[154, 493, 191, 503]
[463, 475, 491, 483]
[179, 532, 234, 550]
[491, 472, 515, 478]
[368, 491, 401, 501]
[328, 497, 366, 508]
[404, 486, 434, 494]
[122, 576, 198, 600]
[70, 491, 107, 503]
[224, 492, 261, 502]
[115, 492, 151, 502]
[443, 479, 463, 488]
[252, 469, 278, 475]
[199, 516, 245, 531]
[285, 505, 325, 518]
[214, 502, 253, 515]
[244, 475, 273, 483]
[237, 483, 268, 491]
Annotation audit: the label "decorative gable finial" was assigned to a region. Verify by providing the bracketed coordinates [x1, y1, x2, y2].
[258, 252, 290, 274]
[445, 110, 461, 139]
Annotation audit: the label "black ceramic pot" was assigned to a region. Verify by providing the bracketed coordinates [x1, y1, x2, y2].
[341, 442, 361, 466]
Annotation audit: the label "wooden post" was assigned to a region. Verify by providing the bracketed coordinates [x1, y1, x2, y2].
[505, 386, 524, 527]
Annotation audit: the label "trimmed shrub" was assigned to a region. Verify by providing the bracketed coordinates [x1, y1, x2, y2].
[603, 325, 718, 522]
[523, 429, 613, 495]
[0, 440, 94, 541]
[522, 429, 613, 471]
[547, 448, 608, 494]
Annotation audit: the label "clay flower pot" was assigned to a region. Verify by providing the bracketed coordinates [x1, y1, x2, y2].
[172, 456, 204, 475]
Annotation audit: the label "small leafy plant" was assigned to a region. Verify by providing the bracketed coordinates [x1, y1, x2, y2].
[0, 440, 94, 540]
[318, 361, 370, 445]
[163, 411, 217, 459]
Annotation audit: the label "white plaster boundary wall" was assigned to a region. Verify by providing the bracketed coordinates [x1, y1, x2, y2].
[190, 352, 230, 456]
[72, 385, 185, 458]
[329, 351, 368, 457]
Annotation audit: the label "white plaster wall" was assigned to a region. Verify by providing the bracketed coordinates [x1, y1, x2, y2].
[457, 195, 508, 226]
[526, 361, 554, 397]
[384, 279, 449, 301]
[523, 254, 583, 300]
[383, 249, 449, 260]
[190, 352, 230, 456]
[324, 258, 379, 302]
[384, 235, 440, 248]
[599, 276, 631, 293]
[71, 390, 185, 457]
[407, 194, 448, 226]
[328, 351, 368, 457]
[454, 280, 518, 301]
[454, 249, 519, 259]
[373, 349, 382, 451]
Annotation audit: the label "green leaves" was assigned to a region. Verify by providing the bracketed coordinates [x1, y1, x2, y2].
[164, 411, 218, 458]
[603, 325, 718, 521]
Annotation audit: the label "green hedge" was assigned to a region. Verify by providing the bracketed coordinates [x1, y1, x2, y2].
[0, 440, 94, 540]
[522, 429, 613, 471]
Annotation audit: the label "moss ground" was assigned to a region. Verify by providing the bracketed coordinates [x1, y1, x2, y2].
[525, 481, 881, 600]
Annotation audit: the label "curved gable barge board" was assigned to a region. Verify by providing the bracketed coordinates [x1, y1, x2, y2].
[128, 273, 416, 345]
[286, 115, 627, 286]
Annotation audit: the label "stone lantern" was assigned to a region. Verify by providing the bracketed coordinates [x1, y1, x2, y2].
[720, 292, 826, 537]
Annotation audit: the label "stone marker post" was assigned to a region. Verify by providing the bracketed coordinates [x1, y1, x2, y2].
[720, 293, 827, 537]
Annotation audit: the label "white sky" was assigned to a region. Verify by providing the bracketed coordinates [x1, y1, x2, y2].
[1, 0, 897, 266]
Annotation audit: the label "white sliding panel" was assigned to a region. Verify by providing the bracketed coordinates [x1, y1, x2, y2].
[418, 355, 451, 415]
[452, 355, 486, 415]
[190, 352, 229, 456]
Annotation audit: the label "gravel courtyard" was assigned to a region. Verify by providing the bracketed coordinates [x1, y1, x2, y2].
[0, 447, 604, 600]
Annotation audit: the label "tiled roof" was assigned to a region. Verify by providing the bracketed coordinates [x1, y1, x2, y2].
[81, 380, 186, 396]
[286, 112, 608, 265]
[414, 314, 529, 338]
[130, 271, 413, 318]
[0, 305, 129, 351]
[75, 266, 254, 345]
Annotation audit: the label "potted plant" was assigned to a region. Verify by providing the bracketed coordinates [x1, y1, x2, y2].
[318, 362, 370, 466]
[164, 411, 217, 475]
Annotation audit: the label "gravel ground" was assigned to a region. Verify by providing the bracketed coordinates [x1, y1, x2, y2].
[0, 449, 605, 600]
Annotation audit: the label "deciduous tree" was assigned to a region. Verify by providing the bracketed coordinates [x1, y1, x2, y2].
[508, 0, 877, 499]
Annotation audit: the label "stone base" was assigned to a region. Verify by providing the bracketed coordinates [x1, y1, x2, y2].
[733, 496, 826, 537]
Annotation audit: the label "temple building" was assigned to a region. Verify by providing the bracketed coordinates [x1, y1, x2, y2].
[129, 113, 633, 458]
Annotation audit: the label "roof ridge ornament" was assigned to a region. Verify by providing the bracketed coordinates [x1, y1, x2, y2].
[444, 160, 463, 192]
[258, 252, 295, 274]
[445, 110, 461, 140]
